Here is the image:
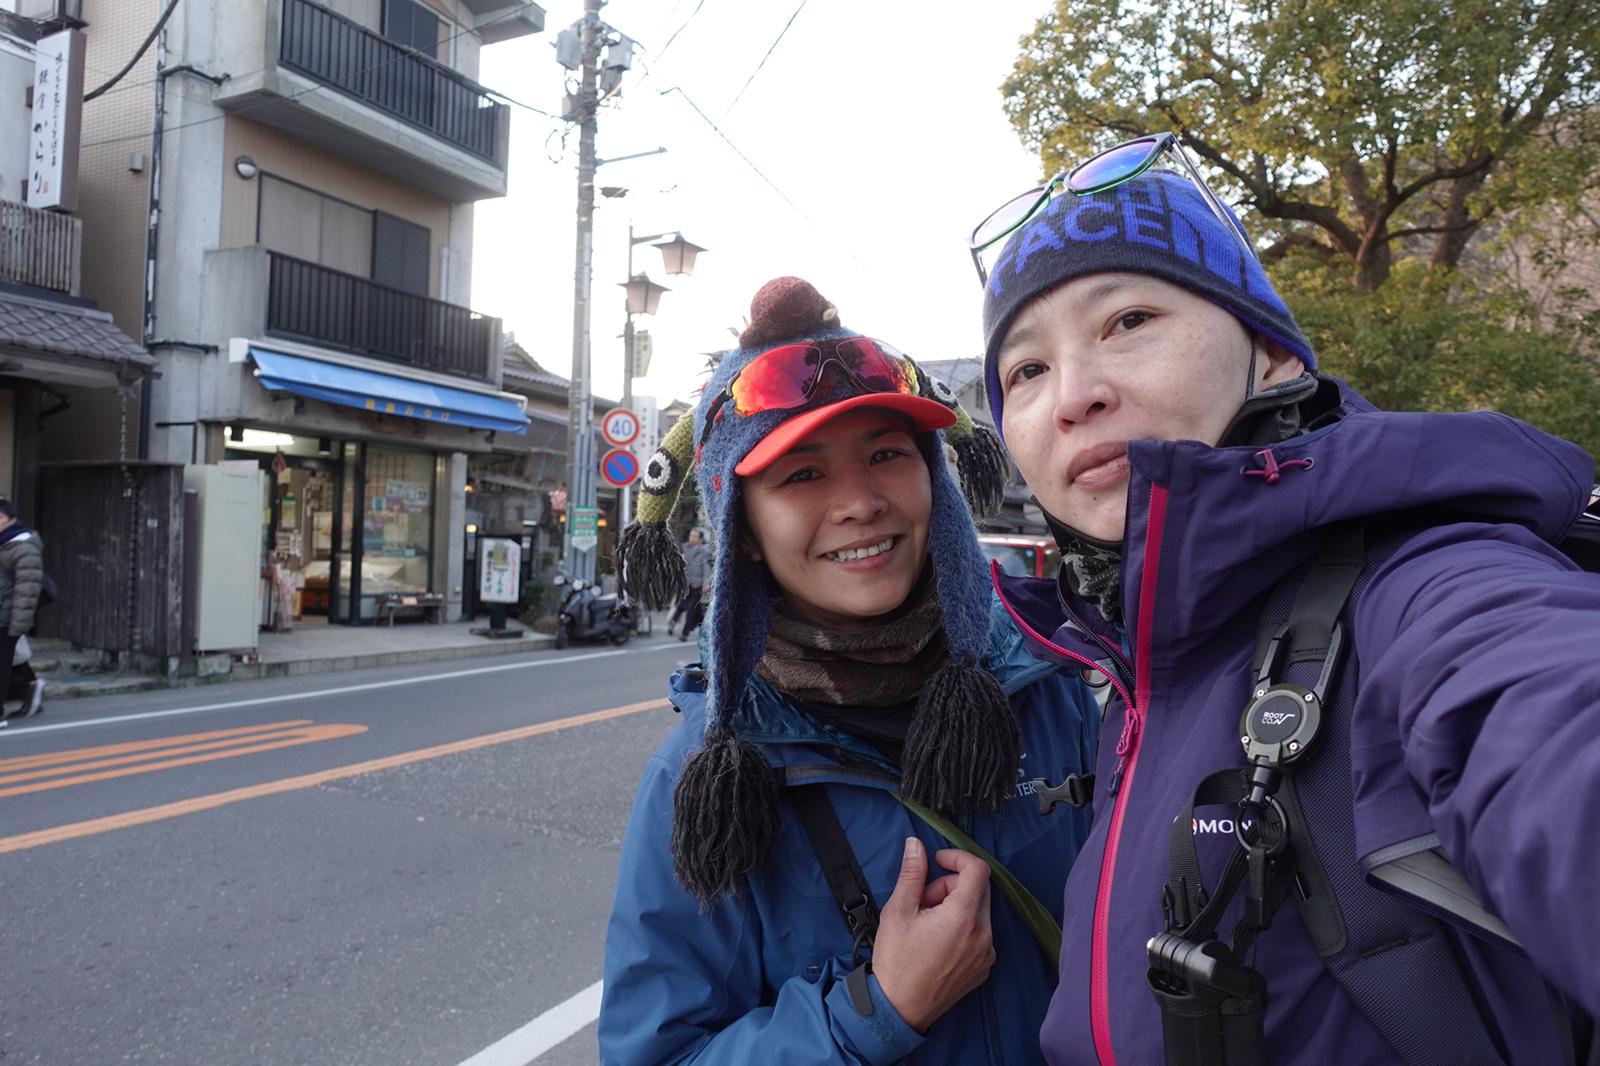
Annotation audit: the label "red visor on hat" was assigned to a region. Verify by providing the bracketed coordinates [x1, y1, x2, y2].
[734, 392, 956, 476]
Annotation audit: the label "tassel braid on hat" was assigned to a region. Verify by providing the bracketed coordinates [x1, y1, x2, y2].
[615, 277, 1016, 903]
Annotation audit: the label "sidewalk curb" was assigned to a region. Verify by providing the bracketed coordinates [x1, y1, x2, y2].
[30, 632, 566, 700]
[226, 632, 563, 682]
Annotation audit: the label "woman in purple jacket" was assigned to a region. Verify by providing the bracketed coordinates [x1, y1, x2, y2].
[968, 138, 1600, 1066]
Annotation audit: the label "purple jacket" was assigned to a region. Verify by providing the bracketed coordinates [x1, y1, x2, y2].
[997, 380, 1600, 1065]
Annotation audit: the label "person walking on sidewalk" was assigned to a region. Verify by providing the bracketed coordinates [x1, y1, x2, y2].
[671, 528, 712, 641]
[0, 497, 46, 721]
[600, 278, 1100, 1064]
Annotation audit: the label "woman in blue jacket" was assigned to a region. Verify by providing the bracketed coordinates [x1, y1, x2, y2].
[600, 277, 1099, 1064]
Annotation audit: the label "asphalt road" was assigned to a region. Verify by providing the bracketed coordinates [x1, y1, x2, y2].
[0, 628, 700, 1065]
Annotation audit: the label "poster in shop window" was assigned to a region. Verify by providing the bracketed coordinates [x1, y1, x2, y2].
[478, 537, 521, 604]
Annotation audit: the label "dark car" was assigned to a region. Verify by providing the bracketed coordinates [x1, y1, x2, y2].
[979, 534, 1059, 579]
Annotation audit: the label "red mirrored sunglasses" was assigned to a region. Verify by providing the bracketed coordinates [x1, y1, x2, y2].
[700, 337, 919, 448]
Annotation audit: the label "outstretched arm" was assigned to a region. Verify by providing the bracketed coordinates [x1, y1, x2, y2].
[1357, 522, 1600, 1013]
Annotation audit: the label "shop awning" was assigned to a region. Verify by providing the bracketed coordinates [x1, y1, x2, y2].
[249, 347, 529, 433]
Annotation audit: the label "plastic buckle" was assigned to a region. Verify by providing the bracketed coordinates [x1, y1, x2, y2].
[1032, 772, 1095, 815]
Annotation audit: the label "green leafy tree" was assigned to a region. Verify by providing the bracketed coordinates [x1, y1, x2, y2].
[1277, 259, 1600, 455]
[1001, 0, 1600, 456]
[1003, 0, 1600, 291]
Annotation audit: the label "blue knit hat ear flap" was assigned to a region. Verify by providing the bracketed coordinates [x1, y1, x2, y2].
[669, 460, 784, 903]
[899, 433, 1020, 816]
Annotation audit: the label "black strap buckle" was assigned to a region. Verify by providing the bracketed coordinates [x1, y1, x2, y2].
[1032, 772, 1096, 815]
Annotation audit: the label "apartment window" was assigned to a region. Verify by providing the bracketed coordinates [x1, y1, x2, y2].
[258, 175, 374, 278]
[371, 211, 431, 296]
[382, 0, 439, 58]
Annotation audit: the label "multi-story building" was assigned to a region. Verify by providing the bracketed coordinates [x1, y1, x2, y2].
[0, 6, 152, 519]
[53, 0, 543, 626]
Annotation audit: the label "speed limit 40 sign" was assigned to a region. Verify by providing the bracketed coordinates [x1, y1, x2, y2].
[601, 407, 640, 447]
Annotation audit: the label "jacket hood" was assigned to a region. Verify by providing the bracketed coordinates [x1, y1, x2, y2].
[0, 523, 35, 547]
[1005, 377, 1594, 659]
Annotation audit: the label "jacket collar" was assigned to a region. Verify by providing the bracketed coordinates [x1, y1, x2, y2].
[997, 376, 1594, 660]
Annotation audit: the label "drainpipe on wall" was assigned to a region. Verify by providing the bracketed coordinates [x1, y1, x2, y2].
[137, 28, 166, 461]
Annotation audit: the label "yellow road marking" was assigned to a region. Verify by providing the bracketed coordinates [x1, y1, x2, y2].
[0, 721, 317, 772]
[0, 698, 670, 855]
[0, 723, 368, 798]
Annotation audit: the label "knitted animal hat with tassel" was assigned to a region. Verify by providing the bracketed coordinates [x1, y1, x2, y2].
[616, 277, 1014, 903]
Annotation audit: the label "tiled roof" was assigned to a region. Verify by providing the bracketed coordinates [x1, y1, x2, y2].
[0, 291, 154, 373]
[917, 357, 985, 397]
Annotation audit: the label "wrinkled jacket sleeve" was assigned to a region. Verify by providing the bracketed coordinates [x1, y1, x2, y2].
[599, 751, 924, 1066]
[1356, 522, 1600, 1015]
[6, 539, 43, 636]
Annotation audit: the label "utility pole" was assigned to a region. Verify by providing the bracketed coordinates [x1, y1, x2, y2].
[563, 0, 603, 586]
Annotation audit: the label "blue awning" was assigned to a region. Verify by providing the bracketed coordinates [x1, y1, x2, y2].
[248, 347, 528, 434]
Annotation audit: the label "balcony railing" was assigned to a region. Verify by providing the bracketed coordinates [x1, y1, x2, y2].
[278, 0, 505, 162]
[0, 200, 81, 295]
[266, 252, 498, 381]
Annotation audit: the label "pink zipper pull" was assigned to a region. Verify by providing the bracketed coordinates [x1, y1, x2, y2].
[1114, 709, 1141, 757]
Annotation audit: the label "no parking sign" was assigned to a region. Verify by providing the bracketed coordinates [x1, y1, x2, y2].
[600, 448, 639, 487]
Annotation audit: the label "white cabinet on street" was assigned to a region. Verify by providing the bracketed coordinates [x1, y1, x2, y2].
[184, 464, 264, 652]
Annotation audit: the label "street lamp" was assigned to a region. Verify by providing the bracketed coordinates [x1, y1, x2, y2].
[653, 233, 707, 276]
[618, 227, 706, 533]
[621, 272, 671, 315]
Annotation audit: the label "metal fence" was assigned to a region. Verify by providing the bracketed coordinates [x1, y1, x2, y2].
[266, 252, 497, 380]
[0, 199, 81, 294]
[279, 0, 504, 162]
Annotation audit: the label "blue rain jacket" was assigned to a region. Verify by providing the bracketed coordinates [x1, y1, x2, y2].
[600, 599, 1100, 1064]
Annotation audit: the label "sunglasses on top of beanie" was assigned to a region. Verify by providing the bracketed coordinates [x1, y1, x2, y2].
[968, 132, 1259, 286]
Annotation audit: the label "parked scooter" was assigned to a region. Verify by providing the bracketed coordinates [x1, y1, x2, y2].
[553, 574, 633, 648]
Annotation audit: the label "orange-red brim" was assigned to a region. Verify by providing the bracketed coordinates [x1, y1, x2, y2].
[733, 393, 957, 476]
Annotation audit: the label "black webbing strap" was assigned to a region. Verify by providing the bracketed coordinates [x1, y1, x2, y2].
[1253, 521, 1367, 679]
[789, 784, 879, 962]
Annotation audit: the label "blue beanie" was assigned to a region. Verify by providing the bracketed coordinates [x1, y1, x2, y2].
[981, 170, 1315, 431]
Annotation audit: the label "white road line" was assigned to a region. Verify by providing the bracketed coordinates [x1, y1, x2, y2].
[7, 644, 688, 736]
[458, 980, 604, 1066]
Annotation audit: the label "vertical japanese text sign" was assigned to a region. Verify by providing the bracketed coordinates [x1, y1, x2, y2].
[31, 29, 85, 212]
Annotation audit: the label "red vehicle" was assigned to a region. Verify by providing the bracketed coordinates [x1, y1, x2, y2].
[978, 533, 1059, 579]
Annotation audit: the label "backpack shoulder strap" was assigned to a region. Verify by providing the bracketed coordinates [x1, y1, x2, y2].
[787, 784, 879, 961]
[1264, 524, 1514, 1066]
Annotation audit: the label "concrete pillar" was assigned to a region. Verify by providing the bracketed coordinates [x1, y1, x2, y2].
[440, 450, 467, 620]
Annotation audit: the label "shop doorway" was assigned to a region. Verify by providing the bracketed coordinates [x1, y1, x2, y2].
[225, 429, 437, 625]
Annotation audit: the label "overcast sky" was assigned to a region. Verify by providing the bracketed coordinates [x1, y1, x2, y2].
[472, 0, 1052, 411]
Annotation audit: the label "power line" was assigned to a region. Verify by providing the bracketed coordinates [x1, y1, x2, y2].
[80, 7, 557, 150]
[650, 0, 707, 71]
[721, 0, 809, 120]
[84, 0, 181, 101]
[659, 85, 866, 270]
[659, 87, 815, 226]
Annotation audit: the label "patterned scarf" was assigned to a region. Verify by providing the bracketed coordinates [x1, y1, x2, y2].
[756, 569, 949, 708]
[1043, 511, 1125, 626]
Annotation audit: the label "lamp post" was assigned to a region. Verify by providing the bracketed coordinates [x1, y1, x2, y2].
[618, 226, 706, 530]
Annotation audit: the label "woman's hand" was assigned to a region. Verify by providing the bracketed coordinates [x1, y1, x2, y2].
[870, 837, 995, 1033]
